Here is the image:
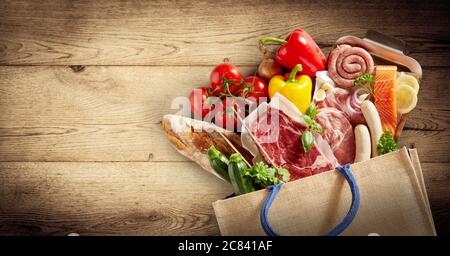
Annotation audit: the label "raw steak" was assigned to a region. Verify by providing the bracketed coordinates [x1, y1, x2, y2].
[316, 107, 356, 165]
[250, 107, 338, 181]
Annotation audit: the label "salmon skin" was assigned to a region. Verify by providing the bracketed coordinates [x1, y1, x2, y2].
[374, 66, 398, 134]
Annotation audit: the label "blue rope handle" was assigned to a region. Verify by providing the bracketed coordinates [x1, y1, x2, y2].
[260, 164, 360, 236]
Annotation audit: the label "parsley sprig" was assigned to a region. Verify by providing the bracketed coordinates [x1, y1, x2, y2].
[244, 162, 290, 189]
[377, 131, 397, 155]
[354, 73, 375, 87]
[354, 73, 375, 95]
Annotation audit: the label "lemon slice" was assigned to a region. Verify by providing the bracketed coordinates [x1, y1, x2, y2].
[396, 73, 420, 93]
[396, 84, 418, 114]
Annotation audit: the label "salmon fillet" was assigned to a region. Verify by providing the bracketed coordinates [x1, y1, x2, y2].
[374, 66, 398, 134]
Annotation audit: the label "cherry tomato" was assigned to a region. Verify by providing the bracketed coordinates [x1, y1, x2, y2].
[214, 98, 245, 131]
[189, 87, 211, 118]
[210, 63, 243, 96]
[239, 76, 269, 100]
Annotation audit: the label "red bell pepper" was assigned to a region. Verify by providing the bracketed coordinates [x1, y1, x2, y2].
[259, 28, 326, 77]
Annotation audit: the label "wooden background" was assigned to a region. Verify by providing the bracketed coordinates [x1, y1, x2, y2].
[0, 0, 449, 235]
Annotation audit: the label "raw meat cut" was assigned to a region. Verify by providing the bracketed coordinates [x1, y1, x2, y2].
[316, 107, 356, 165]
[316, 87, 366, 125]
[248, 107, 338, 181]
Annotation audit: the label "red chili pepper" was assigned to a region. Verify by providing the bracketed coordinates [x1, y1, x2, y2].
[259, 28, 326, 77]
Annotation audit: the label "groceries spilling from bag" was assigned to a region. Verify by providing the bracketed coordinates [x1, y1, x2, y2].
[162, 28, 421, 196]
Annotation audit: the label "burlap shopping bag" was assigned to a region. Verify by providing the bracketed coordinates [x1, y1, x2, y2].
[213, 147, 436, 236]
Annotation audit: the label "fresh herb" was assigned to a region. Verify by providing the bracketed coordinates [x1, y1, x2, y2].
[303, 103, 322, 133]
[244, 162, 290, 189]
[207, 147, 292, 194]
[354, 73, 375, 87]
[303, 115, 323, 133]
[299, 102, 322, 153]
[301, 131, 314, 153]
[354, 73, 375, 96]
[276, 167, 290, 183]
[377, 131, 397, 155]
[305, 102, 317, 119]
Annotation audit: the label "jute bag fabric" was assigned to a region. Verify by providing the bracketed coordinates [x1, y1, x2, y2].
[213, 147, 436, 236]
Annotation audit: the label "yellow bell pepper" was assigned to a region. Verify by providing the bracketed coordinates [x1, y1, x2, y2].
[268, 64, 312, 114]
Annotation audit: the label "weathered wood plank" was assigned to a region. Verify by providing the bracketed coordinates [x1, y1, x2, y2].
[420, 162, 450, 235]
[0, 161, 447, 235]
[0, 0, 449, 66]
[0, 65, 255, 162]
[0, 66, 448, 162]
[0, 162, 232, 235]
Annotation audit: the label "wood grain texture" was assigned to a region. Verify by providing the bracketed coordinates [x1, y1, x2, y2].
[0, 66, 449, 162]
[416, 163, 450, 235]
[0, 0, 449, 66]
[0, 162, 232, 235]
[0, 0, 448, 236]
[0, 161, 447, 235]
